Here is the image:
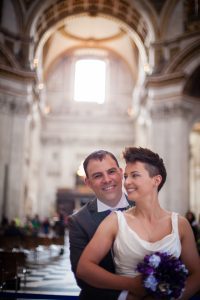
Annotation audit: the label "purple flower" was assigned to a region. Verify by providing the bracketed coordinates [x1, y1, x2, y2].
[136, 252, 188, 299]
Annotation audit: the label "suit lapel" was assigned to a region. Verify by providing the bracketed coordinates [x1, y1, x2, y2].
[87, 198, 109, 225]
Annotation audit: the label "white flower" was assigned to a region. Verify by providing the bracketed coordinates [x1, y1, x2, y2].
[144, 274, 158, 291]
[148, 254, 161, 268]
[178, 264, 188, 274]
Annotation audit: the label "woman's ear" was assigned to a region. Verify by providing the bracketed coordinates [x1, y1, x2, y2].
[154, 174, 162, 188]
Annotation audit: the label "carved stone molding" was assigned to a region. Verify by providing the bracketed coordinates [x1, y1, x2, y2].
[0, 28, 35, 70]
[0, 95, 29, 115]
[0, 64, 36, 81]
[0, 65, 35, 115]
[41, 135, 133, 146]
[145, 72, 185, 88]
[150, 101, 193, 119]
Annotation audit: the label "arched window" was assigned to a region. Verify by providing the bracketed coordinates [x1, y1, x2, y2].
[74, 58, 106, 104]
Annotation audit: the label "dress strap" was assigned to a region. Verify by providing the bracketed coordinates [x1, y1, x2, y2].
[114, 210, 127, 230]
[171, 212, 179, 235]
[114, 210, 123, 221]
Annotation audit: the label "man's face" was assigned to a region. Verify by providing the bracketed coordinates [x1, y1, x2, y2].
[85, 155, 123, 207]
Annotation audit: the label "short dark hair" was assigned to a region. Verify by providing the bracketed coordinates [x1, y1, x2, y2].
[123, 147, 167, 191]
[83, 150, 119, 177]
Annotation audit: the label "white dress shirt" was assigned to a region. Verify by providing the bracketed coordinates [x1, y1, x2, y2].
[97, 193, 129, 300]
[97, 193, 129, 212]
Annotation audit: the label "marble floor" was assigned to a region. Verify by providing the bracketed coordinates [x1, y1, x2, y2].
[2, 233, 80, 299]
[2, 234, 200, 300]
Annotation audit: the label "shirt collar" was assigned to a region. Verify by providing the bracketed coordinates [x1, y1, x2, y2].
[97, 193, 129, 212]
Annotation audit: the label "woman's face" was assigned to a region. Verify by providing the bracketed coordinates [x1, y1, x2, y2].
[124, 161, 160, 201]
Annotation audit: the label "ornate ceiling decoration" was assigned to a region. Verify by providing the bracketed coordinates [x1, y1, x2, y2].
[59, 16, 126, 42]
[34, 0, 149, 52]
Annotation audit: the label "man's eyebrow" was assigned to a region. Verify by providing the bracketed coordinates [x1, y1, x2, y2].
[108, 167, 117, 171]
[91, 171, 102, 177]
[90, 167, 117, 177]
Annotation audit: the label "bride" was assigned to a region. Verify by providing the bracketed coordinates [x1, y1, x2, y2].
[77, 147, 200, 299]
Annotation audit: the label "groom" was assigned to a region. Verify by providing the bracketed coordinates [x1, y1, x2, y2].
[68, 150, 133, 300]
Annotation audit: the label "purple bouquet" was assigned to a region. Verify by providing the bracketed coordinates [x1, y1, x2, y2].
[136, 252, 188, 299]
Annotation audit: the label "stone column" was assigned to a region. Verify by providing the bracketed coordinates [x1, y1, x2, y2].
[0, 69, 35, 221]
[145, 74, 192, 216]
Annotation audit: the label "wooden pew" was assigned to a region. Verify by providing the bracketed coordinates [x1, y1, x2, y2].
[0, 251, 27, 291]
[0, 236, 22, 250]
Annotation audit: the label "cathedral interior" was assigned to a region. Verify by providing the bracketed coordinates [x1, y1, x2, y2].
[0, 0, 200, 239]
[0, 0, 200, 298]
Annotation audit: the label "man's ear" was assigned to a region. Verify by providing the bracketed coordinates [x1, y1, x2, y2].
[84, 177, 90, 187]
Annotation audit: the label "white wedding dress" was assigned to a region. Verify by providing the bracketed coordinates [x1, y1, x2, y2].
[113, 211, 181, 277]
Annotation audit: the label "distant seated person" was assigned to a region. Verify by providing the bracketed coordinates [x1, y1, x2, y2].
[185, 211, 199, 241]
[1, 215, 9, 228]
[4, 219, 23, 237]
[0, 215, 9, 234]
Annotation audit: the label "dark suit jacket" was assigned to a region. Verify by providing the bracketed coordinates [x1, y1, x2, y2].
[68, 197, 133, 300]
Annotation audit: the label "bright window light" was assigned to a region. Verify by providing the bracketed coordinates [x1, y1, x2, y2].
[74, 59, 106, 104]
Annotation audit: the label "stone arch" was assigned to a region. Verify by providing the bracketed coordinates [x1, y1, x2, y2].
[159, 0, 181, 39]
[0, 44, 19, 68]
[44, 45, 135, 82]
[163, 39, 200, 75]
[24, 0, 157, 67]
[10, 0, 25, 33]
